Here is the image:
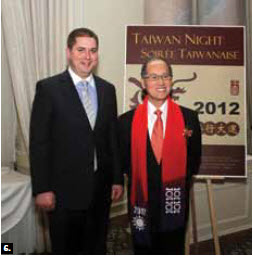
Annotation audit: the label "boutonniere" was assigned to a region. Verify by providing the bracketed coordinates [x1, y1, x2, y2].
[183, 128, 193, 138]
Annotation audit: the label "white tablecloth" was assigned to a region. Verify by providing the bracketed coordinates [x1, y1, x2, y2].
[1, 167, 36, 254]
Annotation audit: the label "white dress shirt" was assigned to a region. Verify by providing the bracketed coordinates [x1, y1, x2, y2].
[68, 66, 95, 88]
[148, 100, 168, 139]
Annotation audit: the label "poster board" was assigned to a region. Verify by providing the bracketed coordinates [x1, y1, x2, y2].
[124, 25, 246, 178]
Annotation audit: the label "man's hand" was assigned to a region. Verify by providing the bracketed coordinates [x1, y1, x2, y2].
[35, 191, 55, 211]
[111, 184, 124, 202]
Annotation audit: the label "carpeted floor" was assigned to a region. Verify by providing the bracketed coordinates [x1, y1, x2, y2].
[191, 228, 252, 255]
[107, 222, 252, 255]
[107, 226, 133, 255]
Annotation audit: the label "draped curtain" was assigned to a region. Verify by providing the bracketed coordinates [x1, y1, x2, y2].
[2, 0, 86, 174]
[1, 29, 16, 168]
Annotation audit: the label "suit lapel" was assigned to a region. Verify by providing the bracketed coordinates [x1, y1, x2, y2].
[93, 75, 105, 130]
[59, 70, 92, 128]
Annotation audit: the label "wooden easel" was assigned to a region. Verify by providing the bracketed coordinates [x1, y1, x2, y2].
[185, 176, 225, 255]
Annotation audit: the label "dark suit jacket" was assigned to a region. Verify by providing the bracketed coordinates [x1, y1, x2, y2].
[118, 105, 202, 224]
[30, 70, 123, 210]
[118, 105, 201, 178]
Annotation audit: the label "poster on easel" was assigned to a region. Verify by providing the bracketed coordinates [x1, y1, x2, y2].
[124, 25, 246, 178]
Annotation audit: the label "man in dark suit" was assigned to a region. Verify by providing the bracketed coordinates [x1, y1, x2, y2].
[118, 57, 201, 254]
[30, 28, 123, 254]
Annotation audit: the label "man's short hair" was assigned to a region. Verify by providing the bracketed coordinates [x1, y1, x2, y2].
[140, 56, 173, 78]
[67, 28, 99, 49]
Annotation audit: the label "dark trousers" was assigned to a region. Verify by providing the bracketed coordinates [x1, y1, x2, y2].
[48, 175, 111, 254]
[133, 228, 186, 255]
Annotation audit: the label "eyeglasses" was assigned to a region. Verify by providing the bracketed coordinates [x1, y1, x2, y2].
[143, 74, 172, 82]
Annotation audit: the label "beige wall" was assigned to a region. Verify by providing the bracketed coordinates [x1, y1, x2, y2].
[190, 158, 252, 242]
[83, 0, 144, 114]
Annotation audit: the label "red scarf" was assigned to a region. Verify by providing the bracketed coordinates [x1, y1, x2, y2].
[131, 96, 186, 206]
[130, 97, 187, 242]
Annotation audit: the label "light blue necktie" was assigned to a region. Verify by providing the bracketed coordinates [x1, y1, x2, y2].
[77, 80, 98, 171]
[80, 81, 97, 129]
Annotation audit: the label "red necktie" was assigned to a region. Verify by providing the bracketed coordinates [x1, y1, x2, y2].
[151, 110, 163, 164]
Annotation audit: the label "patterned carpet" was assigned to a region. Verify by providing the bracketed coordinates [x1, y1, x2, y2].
[107, 224, 252, 255]
[222, 240, 252, 255]
[107, 226, 133, 255]
[220, 229, 252, 255]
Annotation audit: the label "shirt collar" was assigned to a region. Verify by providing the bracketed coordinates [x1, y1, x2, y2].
[68, 66, 94, 86]
[148, 100, 167, 116]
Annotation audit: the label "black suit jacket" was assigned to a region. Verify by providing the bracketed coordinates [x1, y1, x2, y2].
[30, 70, 122, 210]
[118, 105, 202, 193]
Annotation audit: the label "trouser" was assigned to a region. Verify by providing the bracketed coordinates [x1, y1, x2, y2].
[133, 228, 186, 255]
[48, 177, 111, 254]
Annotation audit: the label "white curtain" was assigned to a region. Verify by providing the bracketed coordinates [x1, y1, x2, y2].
[144, 0, 193, 24]
[2, 0, 37, 157]
[198, 0, 244, 25]
[1, 0, 86, 174]
[144, 0, 245, 25]
[1, 30, 16, 168]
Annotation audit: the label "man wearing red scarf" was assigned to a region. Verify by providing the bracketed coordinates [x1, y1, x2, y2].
[118, 57, 201, 254]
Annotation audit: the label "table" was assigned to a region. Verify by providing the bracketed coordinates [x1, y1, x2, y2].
[1, 167, 36, 254]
